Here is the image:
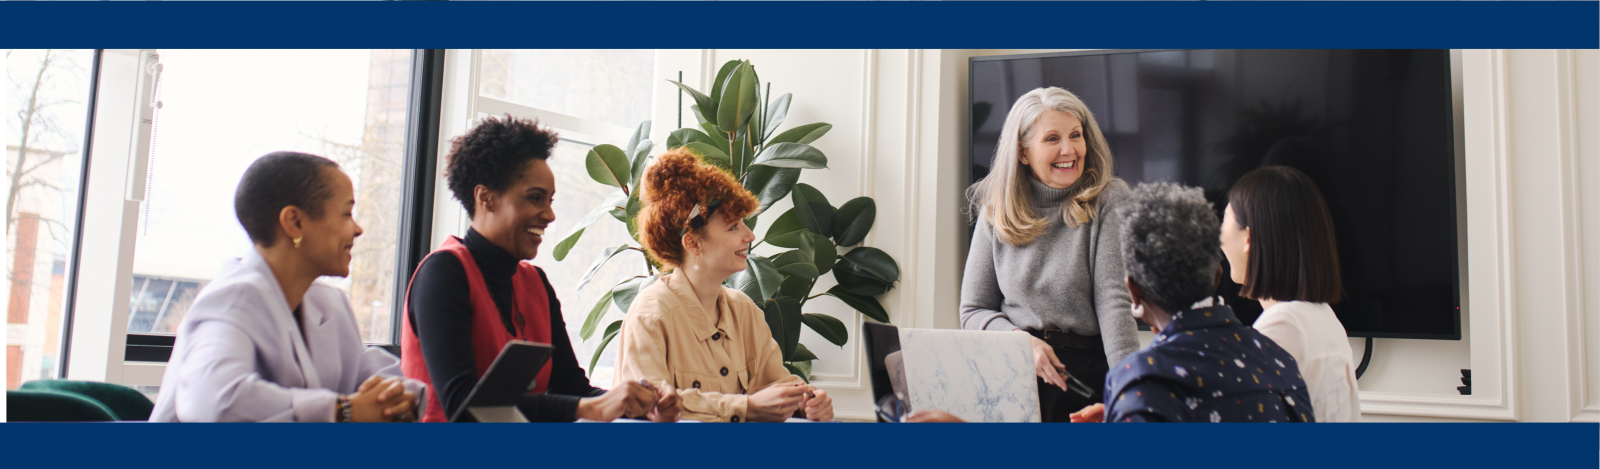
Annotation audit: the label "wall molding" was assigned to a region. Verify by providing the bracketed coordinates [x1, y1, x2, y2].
[1362, 49, 1519, 421]
[900, 49, 924, 329]
[1554, 49, 1594, 423]
[809, 49, 877, 391]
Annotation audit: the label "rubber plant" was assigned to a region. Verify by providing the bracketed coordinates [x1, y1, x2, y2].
[554, 59, 899, 381]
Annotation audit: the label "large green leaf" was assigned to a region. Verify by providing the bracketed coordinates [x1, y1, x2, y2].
[700, 122, 730, 149]
[717, 61, 760, 136]
[667, 80, 714, 125]
[708, 60, 741, 114]
[784, 361, 812, 382]
[763, 208, 808, 248]
[790, 342, 819, 362]
[767, 123, 832, 146]
[763, 296, 802, 361]
[553, 229, 588, 262]
[750, 142, 828, 170]
[841, 246, 900, 282]
[772, 250, 820, 279]
[790, 183, 834, 236]
[809, 232, 837, 276]
[727, 255, 783, 304]
[628, 139, 653, 190]
[585, 144, 631, 190]
[762, 93, 793, 142]
[684, 142, 732, 172]
[801, 313, 849, 346]
[554, 193, 625, 261]
[577, 244, 634, 293]
[742, 165, 801, 216]
[778, 274, 812, 300]
[611, 274, 656, 315]
[825, 286, 891, 323]
[580, 289, 616, 341]
[667, 128, 717, 150]
[730, 125, 754, 176]
[832, 197, 877, 247]
[690, 104, 711, 127]
[625, 120, 651, 157]
[831, 261, 891, 296]
[589, 320, 623, 375]
[624, 193, 642, 243]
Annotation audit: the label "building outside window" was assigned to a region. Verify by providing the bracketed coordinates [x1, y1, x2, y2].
[6, 49, 94, 389]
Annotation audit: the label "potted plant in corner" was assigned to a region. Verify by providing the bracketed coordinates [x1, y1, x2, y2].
[554, 59, 900, 381]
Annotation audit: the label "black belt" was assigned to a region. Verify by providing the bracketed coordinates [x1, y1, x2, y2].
[1026, 329, 1103, 351]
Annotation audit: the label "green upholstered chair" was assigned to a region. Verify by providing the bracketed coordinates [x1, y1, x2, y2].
[20, 380, 155, 421]
[7, 389, 119, 422]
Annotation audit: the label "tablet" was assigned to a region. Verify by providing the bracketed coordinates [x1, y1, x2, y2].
[448, 340, 554, 423]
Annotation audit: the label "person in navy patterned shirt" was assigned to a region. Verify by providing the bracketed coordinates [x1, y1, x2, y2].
[1070, 182, 1314, 423]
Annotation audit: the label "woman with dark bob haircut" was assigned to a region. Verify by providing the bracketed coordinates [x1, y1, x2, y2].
[152, 152, 426, 422]
[400, 115, 677, 422]
[1221, 165, 1361, 422]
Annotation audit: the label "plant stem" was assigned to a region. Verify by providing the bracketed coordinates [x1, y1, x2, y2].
[677, 71, 683, 129]
[799, 277, 820, 307]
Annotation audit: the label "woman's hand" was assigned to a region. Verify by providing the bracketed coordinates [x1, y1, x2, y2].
[648, 383, 682, 423]
[346, 376, 407, 423]
[905, 410, 966, 423]
[1069, 403, 1105, 423]
[1028, 335, 1069, 391]
[368, 377, 418, 422]
[746, 383, 808, 422]
[803, 388, 833, 421]
[577, 381, 656, 422]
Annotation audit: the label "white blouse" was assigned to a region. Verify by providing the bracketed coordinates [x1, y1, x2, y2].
[1253, 301, 1362, 422]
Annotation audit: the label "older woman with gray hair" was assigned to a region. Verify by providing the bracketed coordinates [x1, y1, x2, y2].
[960, 86, 1136, 421]
[1070, 182, 1315, 423]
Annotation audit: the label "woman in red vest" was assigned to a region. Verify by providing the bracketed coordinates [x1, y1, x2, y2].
[401, 115, 677, 422]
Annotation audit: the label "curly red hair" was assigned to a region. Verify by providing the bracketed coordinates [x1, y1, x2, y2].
[638, 148, 759, 269]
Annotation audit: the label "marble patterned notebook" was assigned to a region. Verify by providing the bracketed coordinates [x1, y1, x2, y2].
[897, 328, 1040, 422]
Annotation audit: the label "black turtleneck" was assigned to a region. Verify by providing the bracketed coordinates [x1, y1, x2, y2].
[407, 227, 606, 422]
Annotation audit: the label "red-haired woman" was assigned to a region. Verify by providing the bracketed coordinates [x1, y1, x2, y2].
[613, 148, 834, 422]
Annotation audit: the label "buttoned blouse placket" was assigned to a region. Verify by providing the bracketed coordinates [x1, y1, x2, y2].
[705, 294, 743, 393]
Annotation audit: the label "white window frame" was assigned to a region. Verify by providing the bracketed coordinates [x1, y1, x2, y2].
[64, 49, 161, 385]
[63, 50, 440, 387]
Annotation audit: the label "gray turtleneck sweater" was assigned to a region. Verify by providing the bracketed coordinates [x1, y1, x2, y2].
[960, 177, 1138, 367]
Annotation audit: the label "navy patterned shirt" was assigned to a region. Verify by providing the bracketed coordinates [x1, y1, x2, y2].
[1104, 304, 1315, 423]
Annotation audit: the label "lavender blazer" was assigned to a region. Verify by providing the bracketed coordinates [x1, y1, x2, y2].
[150, 250, 426, 422]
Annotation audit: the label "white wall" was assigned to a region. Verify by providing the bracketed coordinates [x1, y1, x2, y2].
[560, 49, 1600, 421]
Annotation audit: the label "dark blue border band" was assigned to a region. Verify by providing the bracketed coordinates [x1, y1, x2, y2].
[2, 1, 1595, 49]
[1, 422, 1596, 468]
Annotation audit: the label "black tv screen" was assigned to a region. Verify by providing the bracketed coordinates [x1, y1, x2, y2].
[969, 49, 1460, 340]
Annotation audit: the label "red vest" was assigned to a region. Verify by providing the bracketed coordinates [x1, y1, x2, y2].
[401, 236, 553, 423]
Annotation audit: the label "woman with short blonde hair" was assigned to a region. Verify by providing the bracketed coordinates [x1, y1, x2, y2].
[960, 86, 1138, 422]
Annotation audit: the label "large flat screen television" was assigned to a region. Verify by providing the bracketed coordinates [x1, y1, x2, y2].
[969, 49, 1460, 340]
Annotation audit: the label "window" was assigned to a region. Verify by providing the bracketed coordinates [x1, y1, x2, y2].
[46, 49, 440, 388]
[5, 49, 94, 389]
[128, 50, 415, 344]
[472, 50, 656, 386]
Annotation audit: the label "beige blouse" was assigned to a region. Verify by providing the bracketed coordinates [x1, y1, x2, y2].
[613, 273, 804, 422]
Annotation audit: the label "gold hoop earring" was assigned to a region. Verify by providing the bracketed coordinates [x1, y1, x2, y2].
[293, 237, 303, 248]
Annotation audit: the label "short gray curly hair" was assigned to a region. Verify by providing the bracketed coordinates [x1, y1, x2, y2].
[1118, 182, 1222, 313]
